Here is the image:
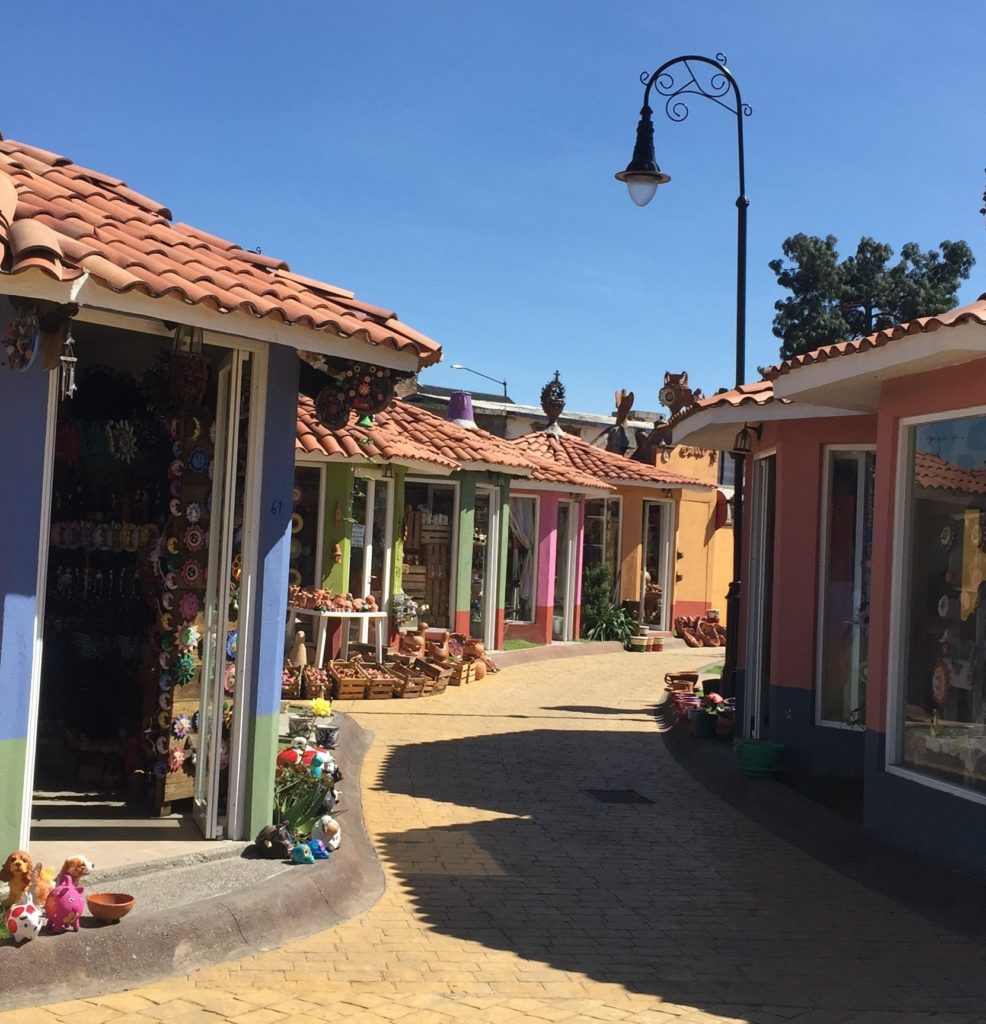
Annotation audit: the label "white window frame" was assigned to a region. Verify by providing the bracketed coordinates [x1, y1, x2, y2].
[554, 498, 579, 641]
[506, 492, 540, 625]
[815, 444, 876, 730]
[351, 470, 394, 644]
[886, 403, 986, 808]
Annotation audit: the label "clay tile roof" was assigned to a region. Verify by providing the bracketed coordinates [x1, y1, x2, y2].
[669, 379, 779, 429]
[914, 450, 986, 497]
[762, 295, 986, 381]
[295, 398, 612, 490]
[0, 136, 441, 367]
[507, 430, 707, 487]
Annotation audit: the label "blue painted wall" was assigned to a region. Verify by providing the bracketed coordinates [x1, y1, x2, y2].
[770, 685, 865, 778]
[243, 345, 299, 836]
[0, 356, 50, 849]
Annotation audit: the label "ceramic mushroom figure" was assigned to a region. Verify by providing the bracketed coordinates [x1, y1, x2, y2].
[312, 813, 342, 851]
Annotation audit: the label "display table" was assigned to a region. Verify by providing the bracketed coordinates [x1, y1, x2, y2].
[288, 606, 387, 666]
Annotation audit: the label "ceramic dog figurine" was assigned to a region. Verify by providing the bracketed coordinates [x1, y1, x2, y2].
[312, 814, 342, 851]
[253, 822, 293, 860]
[0, 851, 32, 910]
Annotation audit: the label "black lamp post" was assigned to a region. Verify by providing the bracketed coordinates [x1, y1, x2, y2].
[616, 52, 751, 698]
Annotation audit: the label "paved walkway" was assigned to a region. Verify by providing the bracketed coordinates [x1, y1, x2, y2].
[5, 650, 986, 1024]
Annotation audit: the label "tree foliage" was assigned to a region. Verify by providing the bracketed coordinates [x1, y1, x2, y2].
[770, 234, 974, 360]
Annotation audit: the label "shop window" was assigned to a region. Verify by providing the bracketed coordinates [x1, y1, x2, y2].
[582, 497, 621, 596]
[896, 414, 986, 795]
[817, 450, 875, 726]
[403, 480, 455, 629]
[507, 496, 538, 622]
[641, 501, 667, 626]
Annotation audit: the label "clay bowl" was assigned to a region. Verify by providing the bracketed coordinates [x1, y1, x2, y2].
[87, 892, 135, 923]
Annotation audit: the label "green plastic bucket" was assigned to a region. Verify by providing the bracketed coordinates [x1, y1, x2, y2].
[735, 740, 784, 776]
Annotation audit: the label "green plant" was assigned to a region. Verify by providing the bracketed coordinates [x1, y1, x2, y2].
[581, 563, 637, 643]
[273, 765, 330, 840]
[584, 604, 636, 645]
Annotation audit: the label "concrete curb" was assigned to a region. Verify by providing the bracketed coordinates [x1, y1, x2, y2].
[493, 640, 625, 669]
[0, 712, 385, 1010]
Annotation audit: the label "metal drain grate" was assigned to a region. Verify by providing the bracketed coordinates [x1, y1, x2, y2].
[582, 788, 654, 804]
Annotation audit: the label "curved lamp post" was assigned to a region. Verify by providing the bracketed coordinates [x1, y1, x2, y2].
[451, 363, 509, 399]
[616, 52, 751, 699]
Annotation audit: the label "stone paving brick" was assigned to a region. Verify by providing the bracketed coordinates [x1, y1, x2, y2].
[7, 650, 986, 1024]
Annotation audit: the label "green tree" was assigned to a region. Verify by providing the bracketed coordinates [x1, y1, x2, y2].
[770, 234, 974, 360]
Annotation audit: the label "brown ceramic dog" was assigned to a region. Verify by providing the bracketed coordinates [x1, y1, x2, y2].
[0, 851, 33, 909]
[58, 855, 94, 883]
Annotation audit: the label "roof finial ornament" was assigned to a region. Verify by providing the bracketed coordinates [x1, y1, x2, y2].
[539, 371, 565, 434]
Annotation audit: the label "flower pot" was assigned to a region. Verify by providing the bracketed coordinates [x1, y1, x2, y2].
[694, 710, 718, 739]
[736, 740, 784, 777]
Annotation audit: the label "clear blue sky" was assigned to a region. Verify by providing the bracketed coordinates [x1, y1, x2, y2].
[4, 2, 983, 413]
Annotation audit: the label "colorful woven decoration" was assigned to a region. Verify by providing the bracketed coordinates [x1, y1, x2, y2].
[174, 652, 196, 685]
[179, 593, 200, 619]
[183, 525, 205, 551]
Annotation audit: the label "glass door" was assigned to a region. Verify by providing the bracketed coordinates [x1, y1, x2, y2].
[470, 487, 497, 646]
[553, 500, 575, 641]
[640, 501, 670, 630]
[348, 475, 393, 643]
[194, 351, 250, 839]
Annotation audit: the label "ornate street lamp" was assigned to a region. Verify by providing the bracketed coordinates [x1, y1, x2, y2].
[616, 52, 751, 698]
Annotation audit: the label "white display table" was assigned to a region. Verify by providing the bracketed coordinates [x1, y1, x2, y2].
[287, 606, 388, 665]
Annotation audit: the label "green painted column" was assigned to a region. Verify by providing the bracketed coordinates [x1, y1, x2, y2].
[391, 466, 406, 599]
[321, 464, 355, 593]
[454, 473, 476, 635]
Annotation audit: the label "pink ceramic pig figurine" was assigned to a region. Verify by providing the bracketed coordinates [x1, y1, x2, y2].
[45, 874, 86, 933]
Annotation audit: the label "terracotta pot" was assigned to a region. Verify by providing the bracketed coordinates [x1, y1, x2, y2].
[472, 659, 487, 681]
[463, 639, 486, 660]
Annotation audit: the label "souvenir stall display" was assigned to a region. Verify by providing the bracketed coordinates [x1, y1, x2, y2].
[402, 482, 455, 629]
[40, 358, 173, 794]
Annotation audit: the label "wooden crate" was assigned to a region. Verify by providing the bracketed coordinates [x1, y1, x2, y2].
[447, 659, 476, 687]
[329, 660, 368, 700]
[389, 661, 427, 697]
[418, 659, 451, 695]
[361, 664, 398, 699]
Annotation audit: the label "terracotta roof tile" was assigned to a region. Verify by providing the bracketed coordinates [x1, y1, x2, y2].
[507, 430, 707, 487]
[295, 398, 612, 490]
[915, 450, 986, 497]
[669, 379, 779, 430]
[0, 136, 442, 367]
[763, 295, 986, 381]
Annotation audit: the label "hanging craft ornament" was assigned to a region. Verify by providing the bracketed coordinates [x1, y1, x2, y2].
[180, 559, 203, 587]
[226, 629, 238, 660]
[177, 623, 201, 651]
[152, 759, 168, 778]
[183, 525, 205, 551]
[59, 331, 78, 399]
[155, 736, 170, 755]
[174, 652, 197, 684]
[158, 691, 173, 711]
[188, 447, 209, 473]
[179, 592, 200, 619]
[167, 747, 186, 773]
[224, 661, 236, 694]
[185, 501, 202, 524]
[3, 304, 41, 371]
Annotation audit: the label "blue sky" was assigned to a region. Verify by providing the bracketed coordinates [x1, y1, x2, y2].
[4, 2, 983, 414]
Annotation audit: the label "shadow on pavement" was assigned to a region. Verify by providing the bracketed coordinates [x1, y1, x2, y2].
[376, 728, 986, 1015]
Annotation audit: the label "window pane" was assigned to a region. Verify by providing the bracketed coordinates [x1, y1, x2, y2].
[507, 496, 537, 622]
[899, 416, 986, 794]
[819, 452, 874, 724]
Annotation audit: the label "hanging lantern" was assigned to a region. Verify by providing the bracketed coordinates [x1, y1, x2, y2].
[59, 331, 78, 400]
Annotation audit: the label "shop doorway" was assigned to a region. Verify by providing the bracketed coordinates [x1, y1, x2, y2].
[29, 325, 261, 858]
[470, 485, 500, 648]
[403, 479, 457, 630]
[553, 500, 577, 641]
[348, 473, 393, 644]
[640, 500, 673, 631]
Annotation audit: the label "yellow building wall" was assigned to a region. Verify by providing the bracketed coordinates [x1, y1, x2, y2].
[616, 445, 734, 625]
